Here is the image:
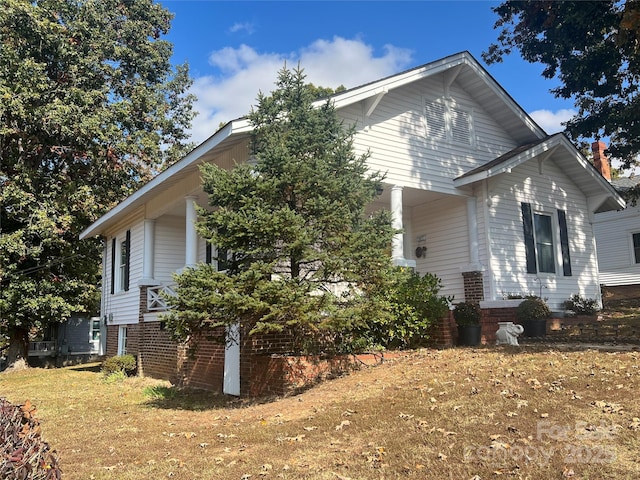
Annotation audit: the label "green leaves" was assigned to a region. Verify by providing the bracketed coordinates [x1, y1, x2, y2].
[1, 0, 195, 362]
[167, 66, 394, 351]
[484, 1, 640, 190]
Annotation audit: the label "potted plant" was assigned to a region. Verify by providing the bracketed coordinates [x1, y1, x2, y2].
[516, 297, 551, 337]
[453, 302, 482, 346]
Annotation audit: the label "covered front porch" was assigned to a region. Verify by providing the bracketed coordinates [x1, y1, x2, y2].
[138, 182, 486, 312]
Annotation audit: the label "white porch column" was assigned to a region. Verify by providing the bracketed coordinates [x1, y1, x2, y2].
[185, 195, 198, 267]
[391, 185, 404, 261]
[138, 219, 158, 286]
[467, 196, 480, 269]
[390, 185, 416, 268]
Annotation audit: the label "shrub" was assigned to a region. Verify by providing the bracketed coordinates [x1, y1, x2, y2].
[453, 302, 481, 326]
[101, 354, 137, 378]
[0, 398, 61, 480]
[350, 268, 452, 350]
[564, 294, 599, 315]
[516, 297, 551, 321]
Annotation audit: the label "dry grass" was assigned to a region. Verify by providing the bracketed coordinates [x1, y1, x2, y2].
[2, 346, 640, 479]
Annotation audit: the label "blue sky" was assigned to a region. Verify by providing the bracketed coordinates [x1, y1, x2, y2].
[160, 0, 577, 144]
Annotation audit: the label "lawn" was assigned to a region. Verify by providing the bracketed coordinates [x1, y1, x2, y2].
[2, 346, 640, 479]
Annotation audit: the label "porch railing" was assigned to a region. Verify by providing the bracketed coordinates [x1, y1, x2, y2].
[28, 341, 57, 357]
[147, 284, 177, 312]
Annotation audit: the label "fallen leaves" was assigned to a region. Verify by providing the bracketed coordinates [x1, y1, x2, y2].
[335, 420, 351, 431]
[591, 400, 624, 414]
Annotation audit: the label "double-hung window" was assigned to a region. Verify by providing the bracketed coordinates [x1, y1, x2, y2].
[633, 233, 640, 264]
[534, 213, 555, 274]
[117, 326, 127, 356]
[110, 230, 131, 294]
[521, 203, 572, 276]
[119, 237, 129, 290]
[206, 241, 230, 272]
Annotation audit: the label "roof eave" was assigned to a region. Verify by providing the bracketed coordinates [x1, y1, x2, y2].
[80, 119, 249, 239]
[453, 135, 626, 211]
[325, 51, 546, 140]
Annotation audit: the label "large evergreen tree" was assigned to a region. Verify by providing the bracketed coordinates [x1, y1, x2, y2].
[0, 0, 195, 366]
[483, 1, 640, 196]
[165, 67, 395, 352]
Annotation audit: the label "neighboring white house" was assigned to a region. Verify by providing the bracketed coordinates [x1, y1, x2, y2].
[79, 52, 624, 394]
[593, 172, 640, 289]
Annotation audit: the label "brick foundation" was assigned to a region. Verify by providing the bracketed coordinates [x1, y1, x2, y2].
[177, 329, 226, 390]
[243, 352, 403, 397]
[139, 321, 179, 382]
[428, 311, 457, 347]
[429, 305, 527, 346]
[106, 325, 119, 358]
[105, 323, 140, 357]
[480, 307, 518, 344]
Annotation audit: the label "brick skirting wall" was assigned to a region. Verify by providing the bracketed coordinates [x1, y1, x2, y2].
[139, 321, 179, 382]
[106, 325, 119, 358]
[177, 329, 226, 391]
[429, 306, 524, 346]
[244, 352, 403, 397]
[428, 311, 458, 347]
[105, 323, 140, 357]
[480, 307, 518, 344]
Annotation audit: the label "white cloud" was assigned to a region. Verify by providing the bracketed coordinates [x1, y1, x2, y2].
[229, 22, 254, 35]
[188, 37, 413, 144]
[529, 108, 577, 134]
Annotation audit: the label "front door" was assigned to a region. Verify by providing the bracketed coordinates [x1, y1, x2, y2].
[223, 323, 240, 396]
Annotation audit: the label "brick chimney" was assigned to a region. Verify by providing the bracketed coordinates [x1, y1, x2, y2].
[592, 141, 611, 181]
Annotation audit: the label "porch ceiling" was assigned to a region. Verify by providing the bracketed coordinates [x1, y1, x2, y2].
[377, 184, 455, 208]
[80, 122, 251, 239]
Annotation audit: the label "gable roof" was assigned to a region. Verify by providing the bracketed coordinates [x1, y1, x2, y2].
[79, 52, 556, 239]
[80, 118, 252, 239]
[453, 133, 625, 213]
[324, 51, 546, 145]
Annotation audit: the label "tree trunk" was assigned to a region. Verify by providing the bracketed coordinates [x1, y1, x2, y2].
[4, 326, 29, 371]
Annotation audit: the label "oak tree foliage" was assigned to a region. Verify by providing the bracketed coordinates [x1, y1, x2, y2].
[484, 0, 640, 198]
[0, 0, 195, 365]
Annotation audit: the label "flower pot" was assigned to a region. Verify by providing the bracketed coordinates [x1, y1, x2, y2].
[520, 319, 547, 337]
[457, 324, 481, 346]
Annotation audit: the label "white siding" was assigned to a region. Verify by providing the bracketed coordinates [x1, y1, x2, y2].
[154, 215, 186, 284]
[487, 160, 601, 309]
[410, 196, 469, 301]
[341, 75, 518, 194]
[594, 205, 640, 286]
[102, 211, 144, 325]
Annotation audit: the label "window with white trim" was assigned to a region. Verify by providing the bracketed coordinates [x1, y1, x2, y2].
[111, 230, 130, 294]
[117, 326, 127, 356]
[206, 241, 230, 272]
[119, 238, 128, 289]
[633, 233, 640, 264]
[521, 203, 572, 276]
[534, 213, 555, 274]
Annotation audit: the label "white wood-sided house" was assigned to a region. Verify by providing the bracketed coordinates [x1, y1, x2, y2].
[80, 52, 624, 396]
[593, 170, 640, 292]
